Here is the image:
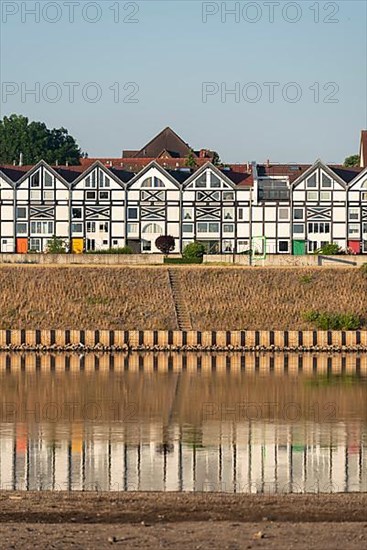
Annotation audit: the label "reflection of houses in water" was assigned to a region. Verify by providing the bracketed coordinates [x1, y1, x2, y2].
[0, 420, 366, 493]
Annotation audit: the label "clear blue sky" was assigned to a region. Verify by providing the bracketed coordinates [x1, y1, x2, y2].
[1, 0, 366, 163]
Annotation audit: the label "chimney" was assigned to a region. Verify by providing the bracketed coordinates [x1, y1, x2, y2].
[13, 160, 16, 166]
[19, 152, 23, 166]
[55, 159, 59, 167]
[66, 160, 69, 167]
[266, 159, 270, 168]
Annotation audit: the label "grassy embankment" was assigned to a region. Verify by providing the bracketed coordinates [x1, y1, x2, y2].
[0, 265, 365, 330]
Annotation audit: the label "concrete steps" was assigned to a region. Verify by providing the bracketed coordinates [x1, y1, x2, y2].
[168, 269, 192, 331]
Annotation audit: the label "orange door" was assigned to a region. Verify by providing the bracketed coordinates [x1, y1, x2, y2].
[16, 238, 28, 254]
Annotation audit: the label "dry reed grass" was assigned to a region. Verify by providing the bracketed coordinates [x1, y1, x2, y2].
[0, 266, 176, 330]
[0, 266, 366, 330]
[176, 267, 367, 330]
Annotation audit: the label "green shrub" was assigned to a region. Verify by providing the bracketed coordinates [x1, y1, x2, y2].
[86, 246, 133, 255]
[46, 236, 67, 254]
[314, 243, 342, 255]
[303, 310, 362, 330]
[300, 274, 314, 284]
[183, 241, 205, 261]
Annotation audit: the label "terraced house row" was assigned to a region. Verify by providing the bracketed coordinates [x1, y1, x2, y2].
[0, 128, 366, 255]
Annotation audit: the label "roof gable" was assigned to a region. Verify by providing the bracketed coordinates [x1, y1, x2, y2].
[132, 127, 194, 159]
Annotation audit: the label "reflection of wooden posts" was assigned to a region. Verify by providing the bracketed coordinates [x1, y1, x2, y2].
[249, 188, 253, 266]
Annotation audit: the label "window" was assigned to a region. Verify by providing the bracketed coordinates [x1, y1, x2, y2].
[30, 172, 40, 187]
[278, 241, 289, 252]
[142, 223, 163, 234]
[363, 223, 367, 234]
[278, 208, 289, 220]
[44, 172, 53, 187]
[30, 221, 54, 234]
[71, 223, 83, 233]
[195, 174, 207, 188]
[362, 192, 367, 201]
[99, 223, 108, 232]
[308, 222, 330, 233]
[308, 241, 318, 253]
[223, 224, 234, 233]
[99, 172, 110, 187]
[223, 191, 234, 201]
[182, 223, 193, 233]
[348, 224, 359, 235]
[238, 208, 244, 220]
[86, 191, 96, 200]
[223, 208, 234, 220]
[307, 191, 318, 201]
[16, 207, 27, 219]
[142, 240, 151, 251]
[141, 177, 164, 188]
[320, 191, 331, 201]
[197, 222, 219, 233]
[293, 224, 304, 234]
[16, 223, 27, 234]
[183, 208, 193, 220]
[321, 173, 332, 188]
[128, 207, 138, 220]
[223, 241, 233, 252]
[209, 173, 221, 188]
[103, 240, 108, 245]
[349, 208, 359, 220]
[43, 191, 53, 200]
[127, 223, 138, 234]
[72, 208, 82, 219]
[30, 238, 41, 252]
[87, 222, 96, 233]
[306, 174, 317, 188]
[30, 190, 41, 201]
[112, 240, 118, 246]
[293, 208, 304, 220]
[85, 172, 96, 188]
[99, 191, 110, 200]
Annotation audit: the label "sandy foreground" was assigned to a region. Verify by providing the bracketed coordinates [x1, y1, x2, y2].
[0, 492, 366, 549]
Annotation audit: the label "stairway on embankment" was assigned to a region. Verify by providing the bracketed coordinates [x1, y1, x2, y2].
[168, 269, 192, 331]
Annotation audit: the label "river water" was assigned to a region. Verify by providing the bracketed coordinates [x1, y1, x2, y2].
[0, 352, 366, 494]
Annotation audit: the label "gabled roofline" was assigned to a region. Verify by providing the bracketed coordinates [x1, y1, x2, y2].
[14, 160, 71, 188]
[182, 161, 236, 189]
[71, 159, 126, 188]
[134, 126, 194, 158]
[291, 159, 348, 189]
[126, 160, 183, 189]
[0, 168, 19, 187]
[347, 166, 367, 188]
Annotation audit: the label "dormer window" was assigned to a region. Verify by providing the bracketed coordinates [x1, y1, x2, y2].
[321, 173, 332, 188]
[210, 173, 221, 188]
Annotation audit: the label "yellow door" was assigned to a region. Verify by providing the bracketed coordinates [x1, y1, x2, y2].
[72, 238, 84, 254]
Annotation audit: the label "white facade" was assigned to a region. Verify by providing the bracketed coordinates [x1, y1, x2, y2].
[0, 159, 366, 255]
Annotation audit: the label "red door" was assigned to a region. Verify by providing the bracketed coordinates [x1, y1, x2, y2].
[348, 240, 360, 254]
[16, 238, 28, 254]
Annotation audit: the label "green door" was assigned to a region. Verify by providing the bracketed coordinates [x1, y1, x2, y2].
[293, 240, 305, 255]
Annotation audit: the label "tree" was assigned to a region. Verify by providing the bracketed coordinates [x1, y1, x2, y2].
[185, 149, 197, 169]
[46, 235, 68, 254]
[344, 155, 360, 167]
[0, 114, 83, 165]
[183, 241, 205, 260]
[155, 235, 175, 255]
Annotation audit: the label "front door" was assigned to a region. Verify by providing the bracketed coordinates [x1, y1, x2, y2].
[292, 240, 305, 255]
